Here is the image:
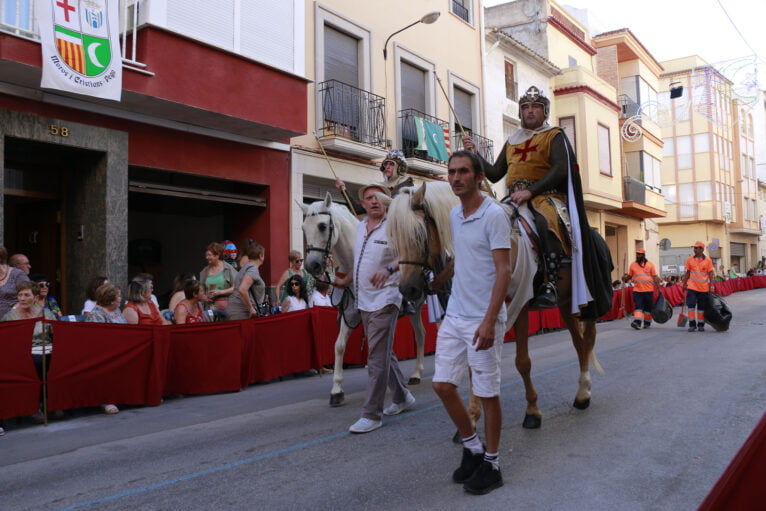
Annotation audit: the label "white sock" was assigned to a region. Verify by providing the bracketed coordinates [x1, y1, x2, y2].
[484, 452, 499, 469]
[462, 433, 484, 454]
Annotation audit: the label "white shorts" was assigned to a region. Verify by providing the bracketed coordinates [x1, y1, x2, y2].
[433, 315, 504, 398]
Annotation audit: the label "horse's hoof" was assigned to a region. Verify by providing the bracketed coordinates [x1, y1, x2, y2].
[329, 392, 345, 407]
[452, 429, 463, 444]
[522, 414, 542, 429]
[408, 377, 421, 385]
[573, 398, 590, 410]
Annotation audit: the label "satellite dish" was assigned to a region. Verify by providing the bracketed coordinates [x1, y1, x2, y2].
[659, 238, 671, 250]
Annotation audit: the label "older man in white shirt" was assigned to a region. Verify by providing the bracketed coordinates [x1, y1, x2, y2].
[333, 182, 415, 433]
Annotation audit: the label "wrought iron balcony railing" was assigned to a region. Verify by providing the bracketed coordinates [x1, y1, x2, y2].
[618, 94, 640, 120]
[317, 80, 387, 149]
[399, 108, 494, 165]
[399, 108, 450, 164]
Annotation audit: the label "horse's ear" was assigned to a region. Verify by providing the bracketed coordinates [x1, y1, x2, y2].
[412, 182, 426, 208]
[324, 192, 333, 209]
[296, 200, 309, 216]
[376, 192, 392, 207]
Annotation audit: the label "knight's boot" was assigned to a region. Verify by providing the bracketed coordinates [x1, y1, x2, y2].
[531, 250, 561, 309]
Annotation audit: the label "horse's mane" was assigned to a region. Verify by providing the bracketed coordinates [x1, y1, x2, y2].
[421, 181, 458, 257]
[387, 181, 458, 258]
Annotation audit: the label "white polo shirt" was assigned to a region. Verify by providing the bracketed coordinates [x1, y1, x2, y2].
[447, 196, 511, 323]
[353, 216, 402, 312]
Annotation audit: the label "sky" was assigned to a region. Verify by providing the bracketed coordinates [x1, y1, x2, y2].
[485, 0, 766, 87]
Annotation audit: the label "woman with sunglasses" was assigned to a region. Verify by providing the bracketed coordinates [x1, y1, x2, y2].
[275, 250, 314, 307]
[29, 274, 62, 319]
[282, 275, 308, 313]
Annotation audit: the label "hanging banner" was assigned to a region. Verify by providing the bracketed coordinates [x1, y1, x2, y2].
[36, 0, 123, 101]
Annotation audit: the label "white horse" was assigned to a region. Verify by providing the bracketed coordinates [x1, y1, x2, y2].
[385, 181, 604, 429]
[298, 193, 427, 406]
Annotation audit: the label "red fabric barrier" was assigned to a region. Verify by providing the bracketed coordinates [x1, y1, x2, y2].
[46, 322, 169, 410]
[248, 310, 315, 382]
[0, 319, 41, 419]
[699, 412, 766, 510]
[164, 322, 243, 395]
[660, 285, 685, 306]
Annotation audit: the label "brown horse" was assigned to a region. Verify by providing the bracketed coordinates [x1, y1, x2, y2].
[385, 181, 603, 429]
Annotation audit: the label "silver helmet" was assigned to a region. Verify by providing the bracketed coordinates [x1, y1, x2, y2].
[380, 149, 408, 177]
[518, 86, 550, 121]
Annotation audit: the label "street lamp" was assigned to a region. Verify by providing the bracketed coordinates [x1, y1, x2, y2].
[383, 11, 441, 60]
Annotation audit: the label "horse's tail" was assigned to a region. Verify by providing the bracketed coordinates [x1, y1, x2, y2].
[590, 350, 605, 376]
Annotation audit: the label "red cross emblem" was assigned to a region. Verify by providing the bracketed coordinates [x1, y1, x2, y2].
[513, 139, 538, 162]
[56, 0, 76, 22]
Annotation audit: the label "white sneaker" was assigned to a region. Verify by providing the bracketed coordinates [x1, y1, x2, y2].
[383, 391, 416, 416]
[349, 417, 382, 434]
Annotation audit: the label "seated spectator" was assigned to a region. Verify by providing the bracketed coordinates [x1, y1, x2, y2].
[1, 281, 58, 424]
[86, 282, 125, 415]
[227, 241, 266, 320]
[9, 253, 31, 275]
[133, 272, 160, 308]
[200, 242, 236, 311]
[29, 274, 62, 318]
[282, 275, 308, 313]
[169, 273, 197, 312]
[173, 280, 206, 324]
[310, 280, 332, 307]
[87, 282, 127, 324]
[275, 250, 314, 307]
[0, 245, 30, 318]
[82, 276, 109, 317]
[123, 277, 168, 325]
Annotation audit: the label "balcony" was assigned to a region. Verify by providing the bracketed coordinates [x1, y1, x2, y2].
[618, 94, 639, 120]
[398, 108, 493, 175]
[451, 0, 470, 23]
[616, 176, 666, 219]
[317, 80, 388, 160]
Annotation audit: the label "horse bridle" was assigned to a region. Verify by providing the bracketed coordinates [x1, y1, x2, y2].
[397, 203, 438, 291]
[304, 209, 335, 284]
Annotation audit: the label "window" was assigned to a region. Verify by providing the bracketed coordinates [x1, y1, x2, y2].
[503, 119, 518, 141]
[663, 184, 677, 204]
[676, 135, 692, 169]
[694, 133, 709, 153]
[559, 116, 576, 150]
[697, 182, 712, 201]
[568, 56, 578, 67]
[401, 61, 426, 113]
[642, 153, 662, 189]
[597, 124, 612, 176]
[2, 0, 32, 30]
[662, 138, 675, 157]
[454, 86, 474, 134]
[451, 0, 471, 24]
[504, 61, 517, 100]
[625, 152, 641, 181]
[679, 183, 695, 217]
[324, 26, 359, 87]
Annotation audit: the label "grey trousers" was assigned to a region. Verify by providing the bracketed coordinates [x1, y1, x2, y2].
[360, 304, 408, 421]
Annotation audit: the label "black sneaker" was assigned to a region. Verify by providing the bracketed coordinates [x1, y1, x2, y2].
[687, 322, 697, 333]
[452, 447, 485, 483]
[631, 320, 641, 330]
[698, 324, 705, 332]
[463, 461, 504, 495]
[643, 321, 651, 329]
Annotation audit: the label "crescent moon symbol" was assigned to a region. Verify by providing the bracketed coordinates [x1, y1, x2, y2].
[87, 42, 105, 69]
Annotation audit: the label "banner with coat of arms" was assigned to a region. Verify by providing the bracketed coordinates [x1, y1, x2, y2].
[36, 0, 122, 101]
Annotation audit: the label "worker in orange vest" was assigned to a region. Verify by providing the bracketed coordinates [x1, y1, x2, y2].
[681, 241, 716, 332]
[626, 248, 661, 329]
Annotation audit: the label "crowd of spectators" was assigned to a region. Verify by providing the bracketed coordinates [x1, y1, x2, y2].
[0, 241, 337, 436]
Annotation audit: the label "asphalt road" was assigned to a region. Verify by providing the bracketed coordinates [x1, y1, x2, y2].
[2, 288, 765, 511]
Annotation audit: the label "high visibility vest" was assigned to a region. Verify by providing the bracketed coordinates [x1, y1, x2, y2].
[686, 255, 714, 292]
[629, 260, 657, 292]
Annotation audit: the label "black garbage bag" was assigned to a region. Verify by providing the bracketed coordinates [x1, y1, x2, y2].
[705, 293, 732, 331]
[651, 294, 673, 324]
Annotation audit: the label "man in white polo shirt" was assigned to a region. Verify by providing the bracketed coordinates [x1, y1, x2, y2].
[432, 150, 511, 495]
[333, 182, 415, 434]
